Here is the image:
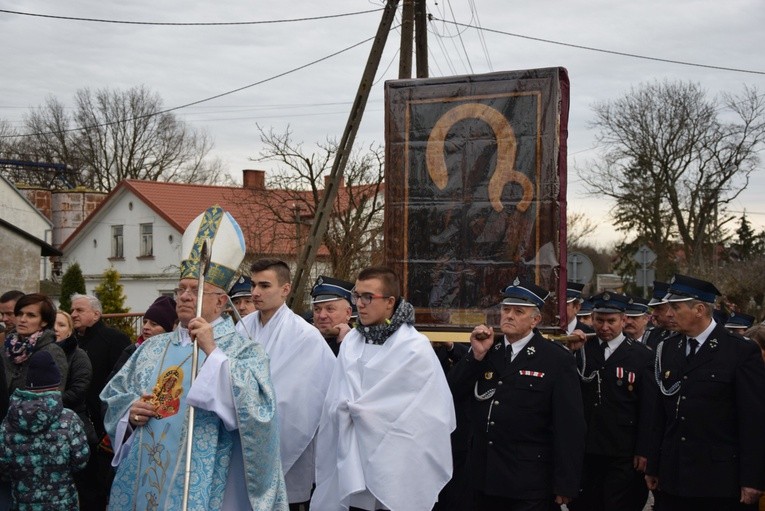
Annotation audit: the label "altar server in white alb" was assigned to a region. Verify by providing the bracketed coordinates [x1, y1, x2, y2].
[312, 266, 456, 511]
[236, 258, 336, 510]
[102, 205, 286, 511]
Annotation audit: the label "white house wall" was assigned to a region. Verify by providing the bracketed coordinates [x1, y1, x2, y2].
[0, 178, 51, 239]
[64, 189, 182, 311]
[0, 177, 54, 282]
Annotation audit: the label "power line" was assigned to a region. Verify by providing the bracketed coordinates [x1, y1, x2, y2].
[3, 30, 389, 140]
[446, 0, 474, 73]
[468, 0, 493, 72]
[0, 7, 383, 26]
[430, 17, 765, 76]
[429, 21, 458, 75]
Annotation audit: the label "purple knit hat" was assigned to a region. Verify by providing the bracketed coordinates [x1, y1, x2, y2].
[143, 295, 178, 333]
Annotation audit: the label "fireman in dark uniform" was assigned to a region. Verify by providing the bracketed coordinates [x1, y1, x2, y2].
[646, 274, 765, 511]
[624, 296, 651, 344]
[565, 282, 595, 335]
[645, 281, 673, 350]
[724, 311, 755, 334]
[310, 275, 354, 356]
[576, 298, 594, 328]
[448, 280, 585, 511]
[568, 292, 655, 511]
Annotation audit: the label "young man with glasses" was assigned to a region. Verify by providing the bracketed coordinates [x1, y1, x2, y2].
[312, 266, 456, 511]
[236, 258, 335, 511]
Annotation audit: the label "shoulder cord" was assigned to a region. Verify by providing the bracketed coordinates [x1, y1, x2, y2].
[654, 340, 682, 396]
[474, 382, 496, 401]
[577, 347, 602, 403]
[577, 346, 599, 382]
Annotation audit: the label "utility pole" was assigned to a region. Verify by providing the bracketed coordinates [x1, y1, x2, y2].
[399, 0, 414, 78]
[288, 0, 401, 309]
[400, 0, 427, 79]
[414, 0, 428, 77]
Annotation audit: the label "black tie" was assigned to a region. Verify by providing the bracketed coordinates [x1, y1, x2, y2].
[686, 338, 699, 361]
[599, 341, 608, 359]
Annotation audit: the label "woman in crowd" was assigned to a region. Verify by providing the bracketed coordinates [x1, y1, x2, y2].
[108, 295, 177, 380]
[2, 293, 67, 394]
[54, 310, 96, 445]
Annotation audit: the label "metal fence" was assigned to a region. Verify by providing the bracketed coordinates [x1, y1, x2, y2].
[102, 312, 144, 341]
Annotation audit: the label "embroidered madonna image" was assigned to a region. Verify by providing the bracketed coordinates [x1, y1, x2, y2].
[145, 366, 184, 419]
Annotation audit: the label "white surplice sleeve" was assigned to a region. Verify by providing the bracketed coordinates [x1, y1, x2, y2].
[187, 348, 238, 431]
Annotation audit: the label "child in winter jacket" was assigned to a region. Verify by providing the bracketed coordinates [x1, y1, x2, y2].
[0, 350, 90, 510]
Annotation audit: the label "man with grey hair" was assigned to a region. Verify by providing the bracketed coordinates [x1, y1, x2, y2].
[448, 280, 585, 510]
[70, 292, 130, 511]
[646, 274, 765, 510]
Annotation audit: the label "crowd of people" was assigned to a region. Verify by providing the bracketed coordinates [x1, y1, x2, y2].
[2, 204, 765, 511]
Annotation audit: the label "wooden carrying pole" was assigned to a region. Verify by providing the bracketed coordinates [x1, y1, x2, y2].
[182, 238, 212, 511]
[287, 0, 401, 308]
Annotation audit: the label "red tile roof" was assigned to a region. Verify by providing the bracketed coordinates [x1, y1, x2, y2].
[62, 179, 381, 259]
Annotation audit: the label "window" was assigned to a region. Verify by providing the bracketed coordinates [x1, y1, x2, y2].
[140, 223, 153, 257]
[111, 225, 124, 258]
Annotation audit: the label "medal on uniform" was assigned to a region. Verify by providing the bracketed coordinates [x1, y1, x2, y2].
[664, 370, 671, 379]
[627, 371, 635, 391]
[484, 371, 494, 380]
[616, 366, 624, 386]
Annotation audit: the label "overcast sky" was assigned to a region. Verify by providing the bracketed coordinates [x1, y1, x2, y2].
[1, 0, 764, 247]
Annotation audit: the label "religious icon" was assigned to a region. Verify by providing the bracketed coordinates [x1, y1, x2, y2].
[143, 366, 185, 419]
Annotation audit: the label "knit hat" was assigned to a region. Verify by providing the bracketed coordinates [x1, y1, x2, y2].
[25, 350, 61, 391]
[143, 295, 178, 333]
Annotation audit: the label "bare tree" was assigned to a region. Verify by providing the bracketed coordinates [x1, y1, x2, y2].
[580, 81, 765, 271]
[250, 126, 385, 281]
[1, 85, 228, 190]
[567, 211, 598, 249]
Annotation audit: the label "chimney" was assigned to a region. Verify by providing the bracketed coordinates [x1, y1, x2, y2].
[242, 169, 266, 189]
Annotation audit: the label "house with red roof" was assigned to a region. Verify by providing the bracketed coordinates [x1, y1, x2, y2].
[60, 170, 380, 311]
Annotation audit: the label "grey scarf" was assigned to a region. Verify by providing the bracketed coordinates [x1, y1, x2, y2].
[355, 299, 415, 345]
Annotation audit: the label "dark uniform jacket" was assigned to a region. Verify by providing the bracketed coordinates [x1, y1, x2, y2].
[647, 324, 765, 498]
[644, 326, 671, 351]
[448, 332, 586, 500]
[76, 320, 130, 438]
[575, 320, 595, 335]
[578, 336, 655, 457]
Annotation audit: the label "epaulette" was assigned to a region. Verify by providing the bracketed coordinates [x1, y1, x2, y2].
[550, 340, 570, 352]
[627, 338, 651, 351]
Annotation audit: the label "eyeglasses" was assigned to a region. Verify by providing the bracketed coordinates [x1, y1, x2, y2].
[173, 287, 225, 298]
[350, 291, 390, 306]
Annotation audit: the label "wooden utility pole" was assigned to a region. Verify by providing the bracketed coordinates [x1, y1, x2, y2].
[399, 0, 414, 78]
[288, 0, 401, 309]
[414, 0, 428, 77]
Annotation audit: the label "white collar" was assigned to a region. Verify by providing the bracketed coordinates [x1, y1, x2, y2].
[178, 316, 224, 346]
[690, 319, 717, 346]
[599, 332, 626, 351]
[566, 317, 577, 335]
[504, 331, 535, 356]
